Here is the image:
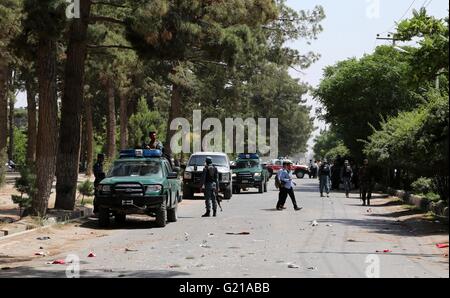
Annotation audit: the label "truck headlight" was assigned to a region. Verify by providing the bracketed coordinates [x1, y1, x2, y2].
[254, 173, 261, 177]
[145, 185, 162, 193]
[221, 173, 230, 182]
[101, 185, 111, 193]
[184, 172, 192, 180]
[232, 173, 237, 178]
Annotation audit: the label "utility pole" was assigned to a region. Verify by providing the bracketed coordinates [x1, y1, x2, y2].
[376, 33, 400, 46]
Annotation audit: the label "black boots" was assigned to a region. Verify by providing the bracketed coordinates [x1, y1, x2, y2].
[202, 210, 217, 217]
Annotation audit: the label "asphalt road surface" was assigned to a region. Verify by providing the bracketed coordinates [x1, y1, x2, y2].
[0, 179, 448, 278]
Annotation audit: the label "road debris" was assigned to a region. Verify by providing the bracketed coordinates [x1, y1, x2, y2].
[347, 239, 356, 242]
[326, 224, 333, 227]
[287, 264, 299, 269]
[88, 252, 96, 258]
[184, 232, 190, 241]
[311, 220, 319, 226]
[47, 259, 66, 265]
[36, 236, 51, 241]
[307, 266, 317, 270]
[125, 248, 139, 252]
[226, 232, 250, 235]
[376, 249, 392, 253]
[436, 243, 449, 249]
[34, 251, 48, 256]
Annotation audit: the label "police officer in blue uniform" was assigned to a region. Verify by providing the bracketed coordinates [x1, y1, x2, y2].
[200, 157, 219, 217]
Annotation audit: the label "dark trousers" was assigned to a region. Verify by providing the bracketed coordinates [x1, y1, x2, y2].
[277, 187, 298, 209]
[360, 183, 372, 205]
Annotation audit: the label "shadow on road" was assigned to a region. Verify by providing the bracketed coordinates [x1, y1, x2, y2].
[79, 216, 167, 231]
[0, 266, 190, 278]
[317, 216, 448, 237]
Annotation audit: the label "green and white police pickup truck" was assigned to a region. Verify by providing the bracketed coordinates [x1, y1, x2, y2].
[95, 149, 181, 228]
[231, 153, 269, 194]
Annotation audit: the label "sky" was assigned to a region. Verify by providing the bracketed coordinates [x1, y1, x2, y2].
[14, 0, 449, 156]
[284, 0, 449, 156]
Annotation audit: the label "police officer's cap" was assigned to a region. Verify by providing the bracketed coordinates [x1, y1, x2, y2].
[206, 157, 213, 165]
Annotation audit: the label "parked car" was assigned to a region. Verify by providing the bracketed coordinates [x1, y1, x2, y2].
[231, 153, 269, 194]
[95, 149, 181, 228]
[182, 152, 233, 200]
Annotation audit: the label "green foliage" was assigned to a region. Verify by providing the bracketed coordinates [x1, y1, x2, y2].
[12, 128, 27, 166]
[396, 8, 449, 85]
[77, 180, 94, 204]
[411, 177, 434, 195]
[313, 129, 340, 160]
[325, 143, 350, 161]
[128, 97, 166, 147]
[12, 165, 36, 216]
[314, 45, 420, 159]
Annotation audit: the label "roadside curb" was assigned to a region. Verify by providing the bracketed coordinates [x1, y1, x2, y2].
[386, 187, 449, 221]
[0, 206, 94, 241]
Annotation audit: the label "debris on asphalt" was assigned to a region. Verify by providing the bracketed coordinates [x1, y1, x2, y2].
[185, 256, 195, 260]
[169, 264, 180, 268]
[367, 209, 373, 213]
[226, 232, 250, 235]
[47, 259, 66, 265]
[347, 239, 356, 242]
[1, 267, 11, 270]
[287, 264, 299, 269]
[307, 266, 317, 270]
[125, 248, 138, 252]
[436, 243, 449, 249]
[376, 249, 392, 253]
[311, 220, 319, 226]
[326, 224, 333, 227]
[184, 232, 190, 241]
[88, 252, 96, 257]
[34, 252, 48, 256]
[36, 236, 51, 241]
[208, 233, 215, 237]
[200, 240, 211, 248]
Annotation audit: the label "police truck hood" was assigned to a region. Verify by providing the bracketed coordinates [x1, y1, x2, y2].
[185, 165, 229, 173]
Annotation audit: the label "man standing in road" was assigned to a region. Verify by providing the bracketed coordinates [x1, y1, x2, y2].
[93, 153, 106, 214]
[340, 160, 353, 198]
[318, 159, 331, 198]
[276, 161, 302, 211]
[359, 158, 374, 206]
[200, 157, 220, 217]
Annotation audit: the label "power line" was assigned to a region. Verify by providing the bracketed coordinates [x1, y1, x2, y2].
[379, 0, 418, 34]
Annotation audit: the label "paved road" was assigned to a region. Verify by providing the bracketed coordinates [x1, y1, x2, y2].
[0, 179, 448, 278]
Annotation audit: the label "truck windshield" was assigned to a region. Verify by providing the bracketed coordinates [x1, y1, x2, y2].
[236, 160, 260, 169]
[108, 160, 163, 178]
[188, 155, 228, 167]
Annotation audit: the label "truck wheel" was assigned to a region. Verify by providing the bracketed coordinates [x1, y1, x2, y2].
[155, 201, 167, 227]
[296, 171, 305, 179]
[167, 205, 177, 223]
[98, 207, 110, 228]
[115, 213, 126, 225]
[224, 186, 232, 200]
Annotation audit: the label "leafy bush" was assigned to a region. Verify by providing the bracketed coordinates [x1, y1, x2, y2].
[424, 192, 441, 202]
[77, 180, 95, 204]
[12, 166, 36, 217]
[411, 177, 434, 194]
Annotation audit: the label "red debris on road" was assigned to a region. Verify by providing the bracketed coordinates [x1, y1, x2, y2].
[436, 243, 449, 249]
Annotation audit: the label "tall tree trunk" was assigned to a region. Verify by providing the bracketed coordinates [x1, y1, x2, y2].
[55, 0, 91, 210]
[119, 91, 128, 150]
[85, 95, 93, 176]
[165, 82, 182, 156]
[32, 38, 58, 216]
[7, 90, 14, 162]
[106, 78, 116, 160]
[25, 77, 37, 164]
[0, 62, 8, 155]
